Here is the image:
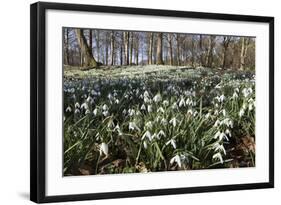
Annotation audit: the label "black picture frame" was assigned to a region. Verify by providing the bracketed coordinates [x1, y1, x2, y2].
[30, 1, 274, 203]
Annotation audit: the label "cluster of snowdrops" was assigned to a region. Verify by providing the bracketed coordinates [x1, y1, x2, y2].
[63, 66, 255, 175]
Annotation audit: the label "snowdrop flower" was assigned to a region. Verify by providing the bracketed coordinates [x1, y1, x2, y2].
[219, 95, 225, 102]
[100, 142, 109, 156]
[81, 102, 89, 110]
[145, 121, 153, 129]
[170, 155, 181, 168]
[75, 102, 80, 109]
[157, 130, 166, 138]
[179, 98, 186, 107]
[102, 110, 109, 117]
[142, 130, 152, 141]
[186, 98, 193, 106]
[128, 109, 135, 116]
[122, 109, 127, 115]
[144, 91, 149, 98]
[144, 96, 151, 103]
[153, 94, 162, 103]
[115, 99, 120, 104]
[172, 102, 178, 109]
[85, 109, 91, 115]
[214, 143, 226, 155]
[214, 109, 219, 115]
[102, 104, 109, 111]
[107, 120, 115, 129]
[66, 106, 72, 112]
[225, 129, 231, 137]
[93, 108, 98, 116]
[86, 96, 93, 103]
[129, 122, 140, 132]
[147, 105, 153, 113]
[213, 152, 223, 164]
[161, 118, 168, 126]
[157, 107, 165, 113]
[140, 104, 146, 110]
[239, 109, 245, 118]
[162, 100, 169, 107]
[169, 117, 177, 127]
[143, 141, 148, 149]
[74, 108, 80, 114]
[221, 109, 226, 117]
[205, 113, 211, 119]
[166, 139, 177, 149]
[232, 92, 238, 99]
[187, 109, 193, 115]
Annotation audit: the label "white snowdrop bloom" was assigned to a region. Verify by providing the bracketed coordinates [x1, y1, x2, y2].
[153, 94, 162, 103]
[249, 103, 254, 111]
[172, 102, 178, 109]
[145, 121, 153, 129]
[107, 93, 113, 100]
[239, 109, 245, 118]
[242, 88, 250, 97]
[179, 98, 186, 107]
[157, 107, 165, 113]
[162, 100, 169, 107]
[147, 105, 153, 113]
[151, 133, 157, 140]
[219, 95, 225, 102]
[140, 104, 146, 110]
[142, 130, 152, 141]
[205, 113, 211, 119]
[107, 120, 115, 128]
[113, 124, 120, 131]
[232, 92, 238, 99]
[74, 108, 80, 114]
[93, 108, 98, 116]
[187, 109, 193, 115]
[193, 111, 198, 117]
[225, 129, 232, 137]
[161, 118, 168, 126]
[122, 109, 127, 115]
[214, 143, 226, 155]
[81, 102, 89, 110]
[219, 132, 228, 141]
[144, 91, 149, 98]
[170, 155, 181, 168]
[66, 106, 72, 112]
[144, 96, 151, 103]
[102, 104, 109, 111]
[136, 111, 141, 116]
[223, 118, 233, 128]
[186, 98, 192, 106]
[128, 109, 135, 116]
[213, 152, 223, 164]
[129, 122, 140, 132]
[86, 96, 93, 103]
[143, 141, 148, 149]
[157, 130, 166, 138]
[214, 131, 221, 139]
[242, 103, 247, 110]
[248, 98, 254, 104]
[102, 110, 109, 117]
[85, 109, 91, 115]
[115, 99, 120, 104]
[166, 139, 177, 149]
[235, 88, 239, 93]
[124, 94, 129, 99]
[169, 117, 177, 127]
[100, 142, 109, 156]
[75, 102, 80, 109]
[221, 109, 226, 117]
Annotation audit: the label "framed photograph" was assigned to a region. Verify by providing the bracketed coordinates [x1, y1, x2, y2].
[30, 2, 274, 203]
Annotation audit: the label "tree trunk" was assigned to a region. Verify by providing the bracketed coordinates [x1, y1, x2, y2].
[206, 36, 216, 68]
[157, 33, 164, 65]
[168, 33, 173, 65]
[129, 32, 133, 65]
[148, 33, 153, 64]
[75, 29, 98, 68]
[89, 30, 93, 56]
[221, 36, 231, 70]
[64, 28, 69, 65]
[123, 32, 129, 65]
[199, 35, 204, 67]
[110, 31, 115, 66]
[240, 37, 250, 70]
[176, 34, 180, 66]
[96, 30, 100, 62]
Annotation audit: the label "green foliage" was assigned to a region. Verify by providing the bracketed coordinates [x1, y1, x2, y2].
[63, 66, 255, 175]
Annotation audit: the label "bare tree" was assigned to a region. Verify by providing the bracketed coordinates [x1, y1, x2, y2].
[148, 33, 153, 64]
[110, 31, 115, 66]
[168, 33, 174, 65]
[157, 33, 164, 65]
[206, 35, 216, 68]
[240, 37, 250, 70]
[75, 29, 98, 68]
[221, 36, 232, 69]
